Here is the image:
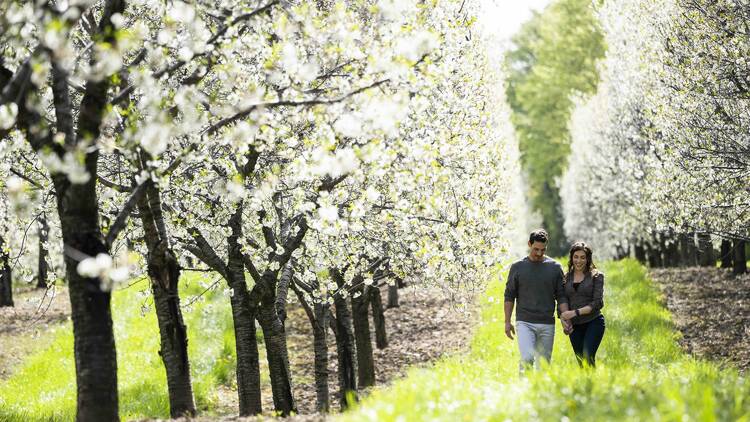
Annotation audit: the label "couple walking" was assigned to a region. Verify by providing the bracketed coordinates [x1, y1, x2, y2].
[504, 229, 605, 371]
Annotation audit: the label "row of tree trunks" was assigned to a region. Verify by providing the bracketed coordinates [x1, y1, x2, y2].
[635, 234, 747, 275]
[186, 145, 301, 417]
[714, 238, 746, 275]
[287, 259, 400, 414]
[678, 233, 697, 267]
[0, 236, 13, 307]
[634, 243, 646, 263]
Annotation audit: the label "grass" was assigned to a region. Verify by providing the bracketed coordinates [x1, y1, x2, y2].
[0, 271, 239, 421]
[337, 259, 750, 421]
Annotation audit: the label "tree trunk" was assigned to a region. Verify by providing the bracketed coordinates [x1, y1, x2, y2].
[312, 301, 329, 412]
[292, 281, 330, 413]
[0, 237, 13, 307]
[677, 233, 696, 267]
[387, 283, 399, 308]
[189, 208, 263, 416]
[276, 262, 292, 326]
[697, 233, 714, 267]
[54, 177, 118, 422]
[351, 284, 375, 388]
[37, 213, 49, 289]
[227, 208, 263, 416]
[149, 254, 195, 417]
[228, 276, 263, 416]
[733, 239, 747, 275]
[257, 296, 296, 416]
[634, 242, 646, 264]
[678, 233, 689, 267]
[614, 244, 628, 260]
[685, 233, 698, 266]
[720, 239, 733, 268]
[657, 234, 668, 267]
[9, 3, 124, 417]
[370, 286, 388, 349]
[137, 179, 196, 418]
[665, 235, 679, 267]
[330, 269, 357, 409]
[646, 242, 658, 268]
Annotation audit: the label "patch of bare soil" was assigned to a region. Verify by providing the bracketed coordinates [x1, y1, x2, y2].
[287, 285, 476, 415]
[650, 267, 750, 374]
[0, 284, 70, 379]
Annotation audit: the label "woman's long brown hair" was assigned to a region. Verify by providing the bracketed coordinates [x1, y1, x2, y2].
[565, 241, 597, 282]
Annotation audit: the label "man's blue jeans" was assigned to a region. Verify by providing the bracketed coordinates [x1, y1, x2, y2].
[516, 321, 555, 372]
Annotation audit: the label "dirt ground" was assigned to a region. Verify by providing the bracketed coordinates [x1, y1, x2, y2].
[650, 267, 750, 374]
[0, 284, 70, 380]
[285, 285, 476, 415]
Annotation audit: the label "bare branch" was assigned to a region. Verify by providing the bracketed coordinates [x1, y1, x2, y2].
[185, 227, 228, 279]
[98, 176, 133, 193]
[105, 182, 148, 248]
[204, 79, 390, 136]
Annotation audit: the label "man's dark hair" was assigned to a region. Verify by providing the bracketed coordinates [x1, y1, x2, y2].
[529, 229, 549, 244]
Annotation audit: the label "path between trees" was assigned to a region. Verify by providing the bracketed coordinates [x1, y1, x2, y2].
[336, 259, 750, 421]
[651, 267, 750, 375]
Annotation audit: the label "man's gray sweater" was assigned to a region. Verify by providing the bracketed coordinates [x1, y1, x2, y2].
[504, 256, 567, 324]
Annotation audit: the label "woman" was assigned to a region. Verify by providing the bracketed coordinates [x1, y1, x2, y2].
[560, 242, 605, 367]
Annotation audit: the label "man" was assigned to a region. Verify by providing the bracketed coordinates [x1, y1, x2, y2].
[504, 229, 570, 372]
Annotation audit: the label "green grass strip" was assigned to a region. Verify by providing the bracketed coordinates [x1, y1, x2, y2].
[0, 271, 237, 421]
[337, 259, 750, 421]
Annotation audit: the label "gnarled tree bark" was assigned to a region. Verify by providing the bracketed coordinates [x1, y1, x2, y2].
[136, 164, 196, 418]
[291, 279, 330, 412]
[329, 267, 357, 409]
[351, 279, 375, 388]
[370, 284, 388, 349]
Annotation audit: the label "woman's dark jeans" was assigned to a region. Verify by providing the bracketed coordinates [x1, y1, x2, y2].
[569, 314, 605, 367]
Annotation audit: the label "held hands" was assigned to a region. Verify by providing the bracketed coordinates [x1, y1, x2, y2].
[560, 310, 577, 321]
[505, 321, 515, 340]
[561, 318, 574, 335]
